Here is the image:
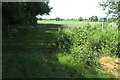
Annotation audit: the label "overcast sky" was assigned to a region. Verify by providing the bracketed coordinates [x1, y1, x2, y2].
[38, 0, 107, 19]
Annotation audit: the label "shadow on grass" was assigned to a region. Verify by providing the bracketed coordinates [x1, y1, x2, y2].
[2, 24, 115, 78]
[2, 24, 77, 78]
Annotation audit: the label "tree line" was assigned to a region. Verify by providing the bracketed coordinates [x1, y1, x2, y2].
[38, 16, 107, 22]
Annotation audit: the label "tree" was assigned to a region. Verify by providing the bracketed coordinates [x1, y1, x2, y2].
[99, 0, 120, 28]
[89, 16, 98, 21]
[78, 16, 83, 21]
[37, 17, 43, 21]
[55, 17, 60, 21]
[3, 2, 51, 25]
[2, 2, 52, 38]
[99, 1, 119, 20]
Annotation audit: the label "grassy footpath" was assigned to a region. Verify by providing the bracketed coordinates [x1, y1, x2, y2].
[3, 24, 60, 78]
[2, 21, 118, 78]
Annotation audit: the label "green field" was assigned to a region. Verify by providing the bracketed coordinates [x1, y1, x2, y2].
[37, 20, 102, 27]
[3, 21, 118, 78]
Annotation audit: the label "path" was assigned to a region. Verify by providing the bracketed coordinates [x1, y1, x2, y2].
[2, 24, 63, 78]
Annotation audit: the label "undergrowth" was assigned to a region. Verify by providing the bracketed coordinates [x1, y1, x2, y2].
[57, 22, 118, 78]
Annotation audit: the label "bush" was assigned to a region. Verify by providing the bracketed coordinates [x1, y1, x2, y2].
[59, 24, 118, 64]
[56, 23, 118, 77]
[58, 23, 118, 57]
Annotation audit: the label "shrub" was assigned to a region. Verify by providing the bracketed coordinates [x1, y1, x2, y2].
[58, 22, 118, 65]
[56, 23, 118, 77]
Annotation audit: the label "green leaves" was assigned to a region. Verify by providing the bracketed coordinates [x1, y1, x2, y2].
[89, 16, 98, 22]
[58, 22, 118, 57]
[3, 2, 51, 38]
[99, 1, 120, 19]
[55, 22, 118, 78]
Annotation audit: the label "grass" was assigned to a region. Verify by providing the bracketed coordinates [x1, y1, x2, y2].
[37, 20, 102, 27]
[3, 21, 118, 78]
[3, 24, 59, 78]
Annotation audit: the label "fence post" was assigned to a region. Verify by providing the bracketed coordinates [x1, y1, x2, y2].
[58, 28, 61, 32]
[102, 22, 104, 30]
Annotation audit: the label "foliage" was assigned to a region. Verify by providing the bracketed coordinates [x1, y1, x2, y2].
[58, 23, 118, 56]
[3, 23, 117, 78]
[78, 16, 84, 21]
[3, 21, 118, 78]
[57, 23, 118, 77]
[98, 0, 120, 34]
[2, 2, 51, 38]
[89, 16, 98, 21]
[3, 2, 51, 25]
[99, 1, 120, 19]
[55, 17, 63, 21]
[37, 17, 43, 21]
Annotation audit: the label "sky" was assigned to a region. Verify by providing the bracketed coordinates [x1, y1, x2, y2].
[38, 0, 107, 19]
